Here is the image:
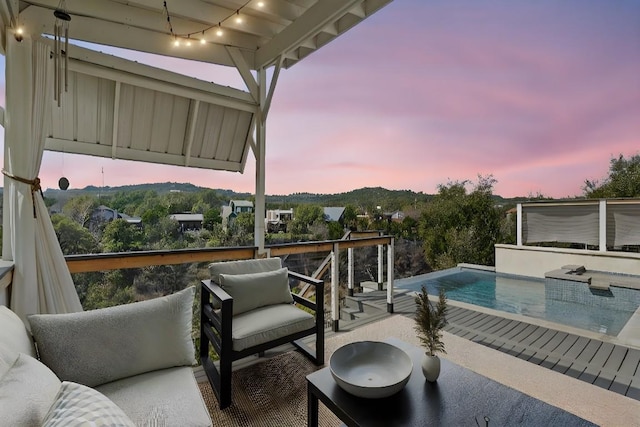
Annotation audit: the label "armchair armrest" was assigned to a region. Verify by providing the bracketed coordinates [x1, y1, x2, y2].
[288, 271, 324, 313]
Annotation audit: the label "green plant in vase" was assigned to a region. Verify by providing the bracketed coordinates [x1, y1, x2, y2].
[414, 286, 448, 381]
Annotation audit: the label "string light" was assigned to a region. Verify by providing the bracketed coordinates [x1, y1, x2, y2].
[163, 0, 260, 47]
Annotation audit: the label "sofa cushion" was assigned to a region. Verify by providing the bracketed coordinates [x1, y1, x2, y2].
[209, 257, 282, 283]
[42, 381, 135, 427]
[0, 353, 61, 427]
[231, 304, 315, 352]
[96, 366, 212, 427]
[219, 267, 293, 315]
[0, 306, 36, 371]
[29, 286, 196, 388]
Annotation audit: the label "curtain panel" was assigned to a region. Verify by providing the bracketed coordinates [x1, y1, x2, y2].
[3, 32, 82, 323]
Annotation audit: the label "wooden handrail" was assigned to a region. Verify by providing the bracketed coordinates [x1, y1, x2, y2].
[64, 236, 393, 273]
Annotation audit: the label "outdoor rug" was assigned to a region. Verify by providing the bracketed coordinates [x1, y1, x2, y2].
[198, 350, 341, 427]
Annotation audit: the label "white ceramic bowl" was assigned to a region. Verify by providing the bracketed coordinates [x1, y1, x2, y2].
[329, 341, 413, 399]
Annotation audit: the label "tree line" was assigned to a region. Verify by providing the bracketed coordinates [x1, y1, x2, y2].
[1, 153, 637, 309]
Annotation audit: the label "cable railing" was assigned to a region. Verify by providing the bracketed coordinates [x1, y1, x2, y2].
[65, 235, 396, 331]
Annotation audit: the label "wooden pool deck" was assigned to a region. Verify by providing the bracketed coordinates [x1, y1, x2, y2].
[353, 290, 640, 401]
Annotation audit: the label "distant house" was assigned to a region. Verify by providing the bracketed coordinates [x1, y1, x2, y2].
[90, 205, 142, 229]
[222, 200, 254, 229]
[266, 209, 293, 233]
[323, 207, 345, 223]
[169, 213, 203, 231]
[388, 211, 405, 222]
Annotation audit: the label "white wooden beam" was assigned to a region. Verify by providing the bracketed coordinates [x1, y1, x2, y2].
[254, 68, 267, 252]
[0, 0, 18, 29]
[226, 46, 259, 102]
[68, 60, 257, 113]
[255, 0, 362, 68]
[183, 100, 200, 167]
[262, 55, 284, 121]
[45, 137, 244, 172]
[111, 81, 121, 159]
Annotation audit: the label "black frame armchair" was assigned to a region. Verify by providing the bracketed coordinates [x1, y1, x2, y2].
[200, 262, 324, 409]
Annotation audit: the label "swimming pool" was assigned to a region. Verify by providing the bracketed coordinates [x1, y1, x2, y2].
[397, 268, 639, 336]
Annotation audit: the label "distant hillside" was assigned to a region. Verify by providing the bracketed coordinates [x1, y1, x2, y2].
[34, 182, 529, 210]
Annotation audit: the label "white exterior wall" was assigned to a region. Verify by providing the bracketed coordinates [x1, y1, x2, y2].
[495, 244, 640, 278]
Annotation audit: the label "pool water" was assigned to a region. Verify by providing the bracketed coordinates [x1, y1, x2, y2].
[398, 269, 638, 336]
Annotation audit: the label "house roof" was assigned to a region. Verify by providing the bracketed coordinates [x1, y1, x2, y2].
[170, 213, 204, 222]
[232, 200, 254, 207]
[323, 206, 345, 222]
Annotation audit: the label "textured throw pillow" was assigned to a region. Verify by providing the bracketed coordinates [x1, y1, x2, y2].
[42, 381, 135, 427]
[219, 267, 293, 315]
[28, 287, 196, 388]
[0, 306, 36, 367]
[0, 353, 61, 427]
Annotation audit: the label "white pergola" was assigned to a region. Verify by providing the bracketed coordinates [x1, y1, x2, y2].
[0, 0, 394, 320]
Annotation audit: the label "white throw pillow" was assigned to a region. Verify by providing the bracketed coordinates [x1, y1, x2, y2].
[0, 353, 61, 427]
[42, 381, 135, 427]
[28, 287, 196, 387]
[0, 306, 36, 368]
[219, 267, 293, 315]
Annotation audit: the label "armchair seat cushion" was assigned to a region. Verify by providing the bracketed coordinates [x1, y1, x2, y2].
[231, 304, 315, 352]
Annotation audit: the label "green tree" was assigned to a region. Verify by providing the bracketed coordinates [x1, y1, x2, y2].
[203, 207, 222, 230]
[584, 154, 640, 198]
[62, 195, 97, 227]
[342, 205, 358, 230]
[290, 204, 324, 235]
[327, 221, 344, 240]
[51, 214, 99, 255]
[101, 219, 145, 252]
[418, 175, 503, 270]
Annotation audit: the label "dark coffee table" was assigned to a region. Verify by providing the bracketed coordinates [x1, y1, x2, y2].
[307, 338, 595, 426]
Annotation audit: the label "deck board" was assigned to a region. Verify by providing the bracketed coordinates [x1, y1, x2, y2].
[356, 292, 640, 401]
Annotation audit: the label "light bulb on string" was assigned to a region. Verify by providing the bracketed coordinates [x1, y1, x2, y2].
[235, 11, 243, 24]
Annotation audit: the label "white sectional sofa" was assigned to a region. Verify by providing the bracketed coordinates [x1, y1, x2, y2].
[0, 287, 212, 426]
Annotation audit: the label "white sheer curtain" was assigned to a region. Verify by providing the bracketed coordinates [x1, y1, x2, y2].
[3, 32, 82, 323]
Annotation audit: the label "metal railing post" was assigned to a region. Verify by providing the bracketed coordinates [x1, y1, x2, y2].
[387, 238, 394, 313]
[347, 247, 354, 297]
[377, 244, 384, 291]
[331, 242, 340, 332]
[599, 200, 607, 252]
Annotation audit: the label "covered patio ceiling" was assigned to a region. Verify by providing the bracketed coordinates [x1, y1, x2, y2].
[1, 0, 393, 173]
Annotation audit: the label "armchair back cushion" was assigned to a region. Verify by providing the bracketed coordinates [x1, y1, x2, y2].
[209, 257, 283, 283]
[28, 287, 196, 388]
[219, 267, 293, 315]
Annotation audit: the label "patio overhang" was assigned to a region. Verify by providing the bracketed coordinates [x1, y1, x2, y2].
[0, 0, 394, 316]
[1, 1, 394, 247]
[3, 0, 392, 70]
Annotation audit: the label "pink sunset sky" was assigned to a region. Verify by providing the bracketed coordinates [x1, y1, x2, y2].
[1, 1, 638, 198]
